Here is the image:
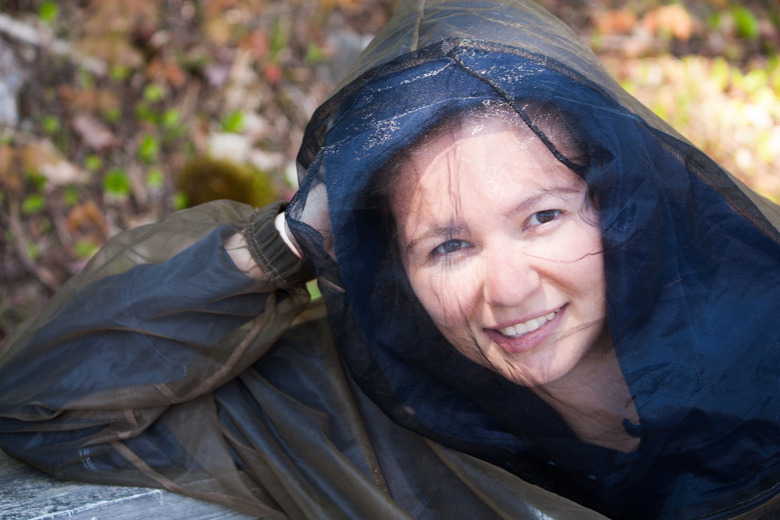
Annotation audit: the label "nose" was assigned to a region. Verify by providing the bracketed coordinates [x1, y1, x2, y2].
[482, 249, 540, 307]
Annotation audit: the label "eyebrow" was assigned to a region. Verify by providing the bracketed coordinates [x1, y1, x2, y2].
[404, 223, 467, 257]
[403, 185, 584, 258]
[503, 185, 583, 219]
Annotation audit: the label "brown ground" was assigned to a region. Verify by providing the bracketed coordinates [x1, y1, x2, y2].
[1, 0, 778, 345]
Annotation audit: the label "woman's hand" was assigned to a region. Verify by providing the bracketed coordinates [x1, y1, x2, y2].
[225, 204, 309, 281]
[224, 233, 263, 278]
[274, 211, 302, 259]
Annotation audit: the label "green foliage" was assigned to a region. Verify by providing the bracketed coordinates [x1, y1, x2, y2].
[731, 5, 759, 40]
[41, 115, 60, 135]
[22, 194, 46, 215]
[146, 168, 164, 189]
[737, 68, 769, 96]
[27, 173, 47, 191]
[137, 134, 160, 164]
[135, 103, 158, 124]
[4, 0, 779, 344]
[73, 239, 98, 259]
[221, 110, 245, 133]
[143, 84, 166, 103]
[161, 108, 187, 139]
[62, 186, 80, 206]
[109, 65, 132, 82]
[706, 11, 721, 31]
[161, 108, 181, 129]
[172, 191, 188, 211]
[710, 58, 731, 91]
[769, 55, 780, 93]
[306, 43, 325, 65]
[103, 168, 131, 197]
[37, 1, 59, 25]
[104, 107, 121, 124]
[84, 154, 103, 172]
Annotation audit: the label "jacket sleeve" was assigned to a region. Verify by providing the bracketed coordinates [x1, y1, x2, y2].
[0, 200, 313, 518]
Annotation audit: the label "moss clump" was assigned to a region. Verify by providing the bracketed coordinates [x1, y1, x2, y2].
[177, 156, 277, 208]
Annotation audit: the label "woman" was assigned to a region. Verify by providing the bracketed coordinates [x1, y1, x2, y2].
[385, 104, 639, 455]
[2, 1, 779, 519]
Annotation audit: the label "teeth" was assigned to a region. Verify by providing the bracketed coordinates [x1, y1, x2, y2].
[498, 311, 556, 338]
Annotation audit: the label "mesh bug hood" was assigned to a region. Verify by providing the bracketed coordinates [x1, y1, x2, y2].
[286, 1, 780, 518]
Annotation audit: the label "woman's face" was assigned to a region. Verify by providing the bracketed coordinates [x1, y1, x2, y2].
[390, 118, 610, 387]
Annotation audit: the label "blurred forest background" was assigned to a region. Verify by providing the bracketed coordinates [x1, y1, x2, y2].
[1, 0, 778, 345]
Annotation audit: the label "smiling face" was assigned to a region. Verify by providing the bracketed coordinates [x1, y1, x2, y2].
[390, 115, 610, 387]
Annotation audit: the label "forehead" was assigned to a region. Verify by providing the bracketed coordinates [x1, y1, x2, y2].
[389, 117, 579, 210]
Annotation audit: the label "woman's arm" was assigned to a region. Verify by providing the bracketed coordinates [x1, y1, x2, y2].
[0, 200, 312, 517]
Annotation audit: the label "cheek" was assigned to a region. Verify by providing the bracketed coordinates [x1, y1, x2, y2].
[566, 227, 607, 301]
[408, 266, 479, 330]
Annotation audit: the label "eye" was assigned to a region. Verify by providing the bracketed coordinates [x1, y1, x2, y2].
[432, 239, 470, 257]
[526, 209, 561, 228]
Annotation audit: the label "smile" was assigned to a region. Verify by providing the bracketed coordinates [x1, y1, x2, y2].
[497, 310, 559, 338]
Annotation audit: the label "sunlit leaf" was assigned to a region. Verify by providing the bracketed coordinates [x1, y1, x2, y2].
[42, 116, 60, 135]
[742, 69, 769, 95]
[74, 239, 99, 259]
[710, 58, 731, 91]
[306, 43, 325, 64]
[222, 110, 245, 133]
[707, 11, 722, 31]
[135, 103, 158, 124]
[22, 194, 46, 215]
[146, 168, 164, 189]
[144, 84, 165, 102]
[137, 134, 160, 163]
[38, 1, 59, 25]
[103, 168, 131, 197]
[110, 65, 131, 82]
[104, 107, 121, 123]
[172, 191, 188, 210]
[84, 154, 103, 172]
[28, 172, 47, 191]
[162, 108, 181, 129]
[732, 5, 759, 39]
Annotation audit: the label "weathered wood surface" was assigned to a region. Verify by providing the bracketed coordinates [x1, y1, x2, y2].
[0, 450, 255, 519]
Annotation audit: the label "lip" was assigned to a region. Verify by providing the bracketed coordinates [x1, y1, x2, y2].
[485, 305, 566, 354]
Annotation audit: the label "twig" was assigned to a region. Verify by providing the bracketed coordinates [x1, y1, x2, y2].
[7, 197, 59, 294]
[0, 13, 106, 76]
